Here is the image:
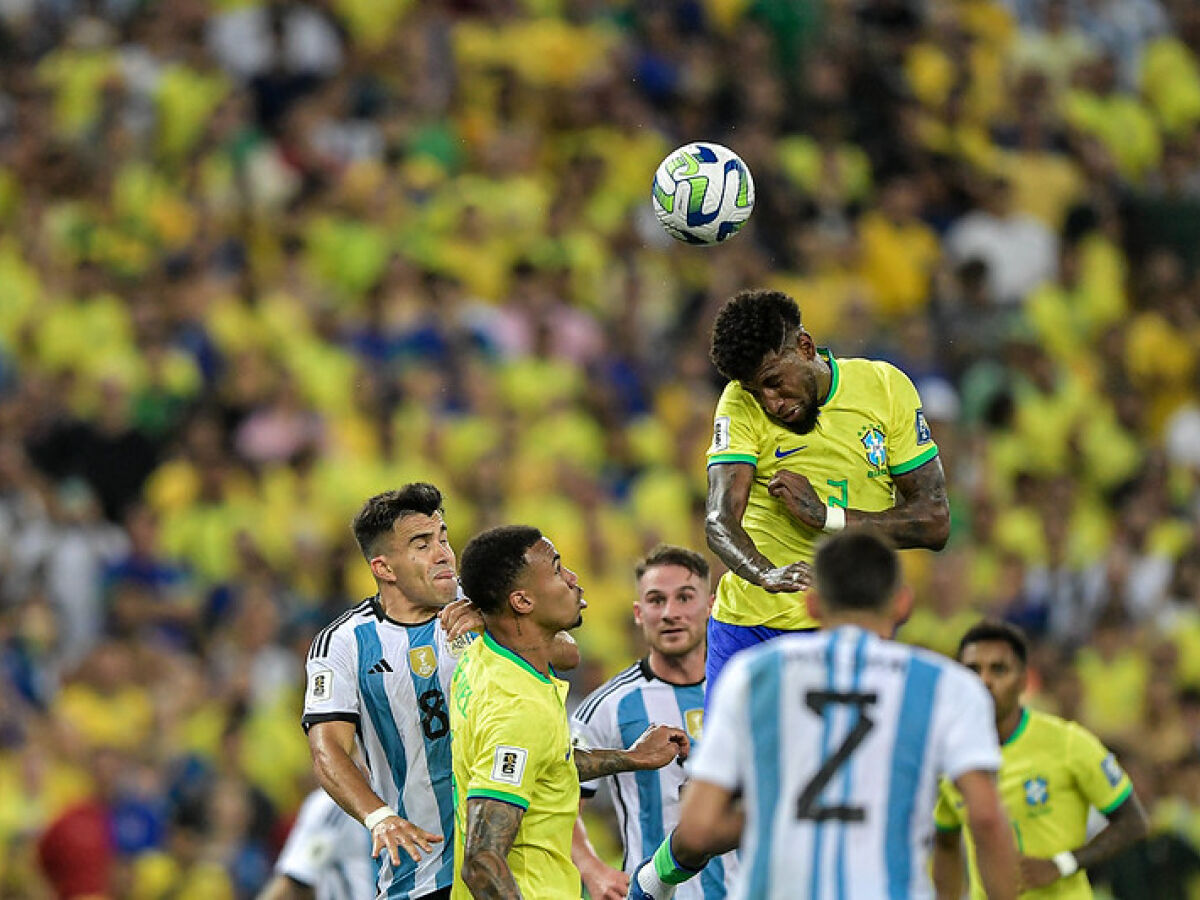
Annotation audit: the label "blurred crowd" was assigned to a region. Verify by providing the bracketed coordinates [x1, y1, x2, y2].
[0, 0, 1199, 896]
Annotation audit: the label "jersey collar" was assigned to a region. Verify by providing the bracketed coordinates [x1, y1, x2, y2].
[482, 631, 553, 684]
[1003, 707, 1030, 746]
[639, 656, 705, 687]
[369, 595, 439, 629]
[817, 348, 840, 406]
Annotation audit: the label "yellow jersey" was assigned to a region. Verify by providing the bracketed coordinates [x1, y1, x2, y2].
[934, 708, 1134, 899]
[706, 351, 939, 629]
[450, 632, 580, 899]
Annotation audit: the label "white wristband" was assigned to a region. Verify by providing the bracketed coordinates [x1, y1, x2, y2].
[1053, 851, 1079, 878]
[823, 505, 846, 532]
[364, 806, 397, 830]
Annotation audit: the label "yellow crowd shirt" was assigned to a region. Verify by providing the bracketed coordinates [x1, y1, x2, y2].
[935, 708, 1134, 899]
[450, 632, 580, 899]
[706, 351, 939, 629]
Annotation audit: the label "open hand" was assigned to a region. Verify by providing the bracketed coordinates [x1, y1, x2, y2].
[438, 598, 483, 641]
[582, 860, 631, 900]
[371, 814, 443, 865]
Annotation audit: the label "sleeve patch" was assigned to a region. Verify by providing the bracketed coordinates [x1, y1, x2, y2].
[711, 416, 731, 452]
[915, 408, 932, 445]
[307, 667, 333, 703]
[1101, 753, 1123, 788]
[491, 746, 528, 785]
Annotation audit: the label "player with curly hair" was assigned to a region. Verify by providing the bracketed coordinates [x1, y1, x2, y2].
[703, 289, 950, 696]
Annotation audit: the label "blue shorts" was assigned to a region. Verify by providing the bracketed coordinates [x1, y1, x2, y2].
[705, 618, 819, 712]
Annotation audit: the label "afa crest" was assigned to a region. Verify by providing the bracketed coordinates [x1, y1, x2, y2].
[859, 426, 888, 470]
[684, 708, 704, 741]
[1024, 776, 1049, 807]
[409, 646, 438, 679]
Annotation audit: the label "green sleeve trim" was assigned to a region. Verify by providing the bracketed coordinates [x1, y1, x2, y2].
[707, 453, 757, 467]
[467, 788, 530, 810]
[889, 445, 939, 476]
[1100, 782, 1133, 816]
[934, 823, 962, 833]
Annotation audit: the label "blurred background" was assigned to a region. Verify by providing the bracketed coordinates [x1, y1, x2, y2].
[0, 0, 1198, 896]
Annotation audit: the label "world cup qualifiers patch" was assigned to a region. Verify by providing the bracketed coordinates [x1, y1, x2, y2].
[712, 416, 731, 452]
[491, 746, 528, 786]
[308, 667, 333, 703]
[1102, 753, 1124, 787]
[915, 408, 932, 445]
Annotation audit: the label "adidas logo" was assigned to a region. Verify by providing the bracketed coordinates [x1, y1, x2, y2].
[367, 659, 393, 675]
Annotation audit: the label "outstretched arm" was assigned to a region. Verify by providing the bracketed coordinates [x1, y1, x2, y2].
[573, 724, 689, 782]
[768, 457, 950, 551]
[706, 463, 811, 592]
[461, 798, 526, 900]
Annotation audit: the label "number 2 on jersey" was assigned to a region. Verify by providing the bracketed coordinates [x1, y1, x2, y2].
[795, 690, 878, 822]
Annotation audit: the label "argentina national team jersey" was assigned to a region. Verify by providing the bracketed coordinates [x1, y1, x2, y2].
[689, 626, 1000, 900]
[275, 789, 375, 900]
[571, 660, 738, 899]
[303, 597, 474, 900]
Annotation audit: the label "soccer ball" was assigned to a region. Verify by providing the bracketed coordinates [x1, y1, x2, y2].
[651, 142, 755, 245]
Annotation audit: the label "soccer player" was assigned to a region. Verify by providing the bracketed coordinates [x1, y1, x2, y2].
[932, 621, 1149, 899]
[629, 529, 1018, 900]
[451, 525, 690, 900]
[704, 289, 950, 690]
[303, 484, 465, 900]
[256, 788, 374, 900]
[572, 545, 737, 900]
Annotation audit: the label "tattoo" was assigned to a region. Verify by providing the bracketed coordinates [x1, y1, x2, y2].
[1073, 793, 1149, 870]
[574, 748, 633, 782]
[462, 798, 526, 899]
[706, 463, 775, 583]
[854, 458, 950, 550]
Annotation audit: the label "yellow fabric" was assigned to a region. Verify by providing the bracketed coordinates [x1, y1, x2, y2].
[857, 210, 940, 317]
[1061, 89, 1161, 182]
[935, 709, 1133, 899]
[706, 353, 939, 629]
[54, 684, 154, 750]
[450, 634, 580, 900]
[1076, 647, 1148, 739]
[1141, 37, 1200, 136]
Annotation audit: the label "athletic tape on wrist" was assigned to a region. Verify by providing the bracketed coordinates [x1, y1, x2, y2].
[364, 806, 397, 830]
[823, 504, 846, 532]
[1053, 851, 1079, 878]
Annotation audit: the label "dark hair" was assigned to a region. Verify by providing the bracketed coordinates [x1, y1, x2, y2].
[635, 544, 709, 583]
[956, 620, 1029, 666]
[709, 290, 803, 383]
[459, 525, 543, 615]
[813, 529, 899, 611]
[352, 483, 443, 561]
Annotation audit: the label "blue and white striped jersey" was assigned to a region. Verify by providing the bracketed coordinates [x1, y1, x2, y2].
[571, 659, 738, 900]
[275, 789, 374, 900]
[302, 597, 473, 900]
[690, 625, 1000, 900]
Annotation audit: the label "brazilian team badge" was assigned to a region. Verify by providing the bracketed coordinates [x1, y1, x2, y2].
[684, 708, 704, 741]
[409, 646, 437, 679]
[1024, 776, 1049, 807]
[859, 425, 888, 471]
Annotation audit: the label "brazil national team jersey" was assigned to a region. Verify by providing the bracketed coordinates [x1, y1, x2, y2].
[449, 632, 580, 900]
[706, 350, 939, 630]
[935, 707, 1134, 899]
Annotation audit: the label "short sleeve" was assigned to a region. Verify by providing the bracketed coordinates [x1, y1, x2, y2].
[934, 779, 964, 833]
[936, 667, 1001, 783]
[687, 658, 749, 791]
[302, 627, 360, 731]
[707, 383, 763, 468]
[275, 791, 342, 884]
[465, 701, 548, 811]
[884, 364, 939, 476]
[1066, 723, 1133, 816]
[570, 701, 610, 799]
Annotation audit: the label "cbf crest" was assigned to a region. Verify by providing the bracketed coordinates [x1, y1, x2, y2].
[409, 646, 438, 679]
[859, 425, 888, 472]
[1024, 776, 1049, 807]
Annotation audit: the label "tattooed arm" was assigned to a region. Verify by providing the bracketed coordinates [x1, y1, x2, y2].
[706, 463, 812, 593]
[574, 724, 689, 782]
[460, 798, 526, 900]
[768, 458, 950, 551]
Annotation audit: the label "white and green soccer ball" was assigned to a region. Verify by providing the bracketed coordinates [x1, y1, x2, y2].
[651, 141, 755, 245]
